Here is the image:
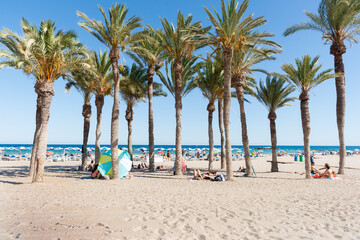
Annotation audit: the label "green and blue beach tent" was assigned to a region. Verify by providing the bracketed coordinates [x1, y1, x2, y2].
[98, 149, 132, 179]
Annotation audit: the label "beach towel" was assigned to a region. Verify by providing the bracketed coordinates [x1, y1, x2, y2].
[172, 158, 187, 173]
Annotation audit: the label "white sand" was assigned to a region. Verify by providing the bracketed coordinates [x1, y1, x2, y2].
[0, 155, 360, 239]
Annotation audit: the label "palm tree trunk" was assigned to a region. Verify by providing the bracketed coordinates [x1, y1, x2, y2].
[125, 105, 134, 162]
[223, 47, 233, 180]
[208, 103, 215, 172]
[95, 95, 104, 165]
[32, 82, 55, 182]
[81, 100, 92, 171]
[173, 59, 183, 175]
[268, 112, 278, 172]
[110, 49, 120, 179]
[29, 94, 42, 178]
[127, 119, 133, 162]
[147, 67, 155, 171]
[331, 43, 346, 174]
[234, 82, 253, 176]
[300, 93, 311, 179]
[218, 99, 226, 169]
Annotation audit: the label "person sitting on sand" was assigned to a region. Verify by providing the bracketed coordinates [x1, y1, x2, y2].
[88, 160, 95, 171]
[311, 162, 319, 175]
[91, 164, 102, 179]
[319, 163, 334, 179]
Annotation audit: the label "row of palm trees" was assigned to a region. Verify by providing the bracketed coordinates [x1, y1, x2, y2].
[0, 0, 357, 182]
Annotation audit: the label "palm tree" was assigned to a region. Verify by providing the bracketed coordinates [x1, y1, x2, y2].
[195, 58, 224, 171]
[89, 50, 113, 164]
[78, 3, 142, 179]
[158, 57, 198, 172]
[65, 71, 93, 171]
[279, 55, 335, 179]
[120, 63, 166, 162]
[130, 29, 165, 171]
[231, 44, 281, 176]
[255, 76, 295, 172]
[204, 0, 276, 179]
[283, 0, 360, 174]
[0, 19, 87, 182]
[151, 12, 209, 175]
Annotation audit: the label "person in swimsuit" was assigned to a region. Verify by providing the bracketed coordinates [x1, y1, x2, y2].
[320, 163, 333, 179]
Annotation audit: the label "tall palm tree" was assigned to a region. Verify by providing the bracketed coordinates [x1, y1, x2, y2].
[231, 44, 281, 176]
[204, 0, 274, 179]
[255, 76, 295, 172]
[158, 57, 198, 172]
[65, 71, 93, 171]
[283, 0, 360, 174]
[150, 12, 209, 175]
[120, 63, 166, 162]
[130, 29, 165, 171]
[89, 50, 113, 164]
[78, 3, 142, 179]
[280, 55, 335, 179]
[195, 58, 224, 171]
[0, 19, 87, 182]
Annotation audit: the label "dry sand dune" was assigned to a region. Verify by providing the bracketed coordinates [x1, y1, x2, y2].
[0, 155, 360, 239]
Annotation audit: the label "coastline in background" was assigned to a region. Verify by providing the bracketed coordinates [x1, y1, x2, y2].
[1, 144, 359, 156]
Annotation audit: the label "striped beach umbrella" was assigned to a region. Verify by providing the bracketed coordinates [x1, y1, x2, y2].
[98, 149, 132, 179]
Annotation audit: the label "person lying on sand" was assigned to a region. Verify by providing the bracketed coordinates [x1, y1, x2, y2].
[156, 165, 166, 170]
[238, 166, 246, 172]
[193, 169, 217, 180]
[138, 163, 148, 169]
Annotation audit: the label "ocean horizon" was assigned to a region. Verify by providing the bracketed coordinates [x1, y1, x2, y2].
[1, 144, 359, 156]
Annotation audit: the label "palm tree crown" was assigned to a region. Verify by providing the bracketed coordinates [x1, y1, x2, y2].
[195, 57, 224, 104]
[283, 0, 360, 46]
[89, 50, 113, 97]
[157, 57, 198, 98]
[77, 3, 142, 56]
[0, 18, 87, 82]
[120, 63, 167, 103]
[150, 12, 210, 62]
[280, 55, 335, 95]
[255, 76, 296, 113]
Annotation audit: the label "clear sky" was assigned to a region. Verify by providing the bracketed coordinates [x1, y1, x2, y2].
[0, 0, 359, 146]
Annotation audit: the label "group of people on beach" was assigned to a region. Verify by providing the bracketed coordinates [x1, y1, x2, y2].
[311, 162, 336, 179]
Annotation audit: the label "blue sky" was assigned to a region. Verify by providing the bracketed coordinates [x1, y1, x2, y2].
[0, 0, 359, 146]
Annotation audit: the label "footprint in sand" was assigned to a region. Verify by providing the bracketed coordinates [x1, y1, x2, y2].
[158, 229, 165, 236]
[198, 234, 206, 240]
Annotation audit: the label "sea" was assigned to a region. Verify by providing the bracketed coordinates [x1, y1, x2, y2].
[1, 144, 359, 157]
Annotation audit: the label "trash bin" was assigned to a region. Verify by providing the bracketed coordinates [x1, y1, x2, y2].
[299, 155, 304, 162]
[294, 154, 298, 161]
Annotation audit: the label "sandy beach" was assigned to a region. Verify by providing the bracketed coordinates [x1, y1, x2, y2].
[0, 155, 360, 240]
